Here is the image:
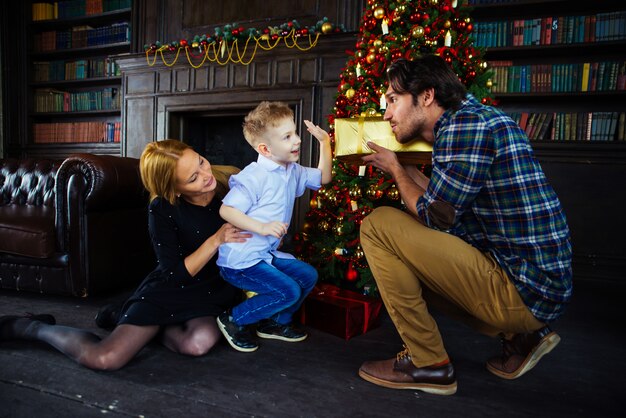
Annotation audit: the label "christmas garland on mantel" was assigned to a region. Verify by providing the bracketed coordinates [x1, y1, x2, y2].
[144, 18, 346, 68]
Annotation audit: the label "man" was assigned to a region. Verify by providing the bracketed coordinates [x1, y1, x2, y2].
[358, 55, 572, 396]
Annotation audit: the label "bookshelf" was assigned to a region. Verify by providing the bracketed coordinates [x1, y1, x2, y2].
[25, 0, 132, 156]
[470, 0, 626, 284]
[472, 0, 625, 144]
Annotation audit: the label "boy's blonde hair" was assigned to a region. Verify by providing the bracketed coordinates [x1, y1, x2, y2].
[242, 101, 294, 147]
[139, 139, 190, 205]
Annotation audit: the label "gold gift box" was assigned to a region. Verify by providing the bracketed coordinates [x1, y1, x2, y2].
[334, 117, 432, 165]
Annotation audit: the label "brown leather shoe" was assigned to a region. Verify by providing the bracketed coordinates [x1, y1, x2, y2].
[486, 325, 561, 380]
[359, 347, 457, 395]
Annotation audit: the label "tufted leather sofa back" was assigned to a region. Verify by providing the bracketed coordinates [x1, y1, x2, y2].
[0, 159, 60, 207]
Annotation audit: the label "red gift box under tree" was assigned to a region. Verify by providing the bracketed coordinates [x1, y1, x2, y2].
[300, 283, 383, 340]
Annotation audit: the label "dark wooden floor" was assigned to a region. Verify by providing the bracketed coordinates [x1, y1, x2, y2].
[1, 279, 623, 418]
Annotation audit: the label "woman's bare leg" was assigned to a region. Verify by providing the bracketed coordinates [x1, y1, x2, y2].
[161, 316, 221, 356]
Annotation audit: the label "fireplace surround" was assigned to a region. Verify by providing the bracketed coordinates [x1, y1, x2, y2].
[115, 33, 356, 232]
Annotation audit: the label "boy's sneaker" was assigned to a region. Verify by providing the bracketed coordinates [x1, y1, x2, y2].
[256, 319, 308, 342]
[217, 311, 258, 352]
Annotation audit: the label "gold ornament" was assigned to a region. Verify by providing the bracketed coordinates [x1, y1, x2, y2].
[366, 52, 377, 64]
[366, 185, 383, 200]
[387, 185, 400, 200]
[309, 197, 318, 208]
[356, 50, 366, 59]
[444, 20, 451, 29]
[396, 4, 406, 14]
[430, 0, 439, 4]
[321, 22, 333, 34]
[333, 224, 344, 236]
[345, 88, 356, 99]
[411, 26, 425, 38]
[373, 7, 385, 20]
[354, 246, 365, 259]
[378, 44, 389, 54]
[349, 185, 362, 199]
[486, 79, 493, 88]
[374, 39, 382, 48]
[366, 108, 378, 116]
[318, 220, 330, 232]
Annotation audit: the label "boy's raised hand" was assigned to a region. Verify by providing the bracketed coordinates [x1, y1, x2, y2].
[304, 120, 330, 144]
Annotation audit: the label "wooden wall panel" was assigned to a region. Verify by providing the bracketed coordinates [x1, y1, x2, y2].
[174, 68, 191, 92]
[124, 98, 155, 157]
[135, 0, 365, 52]
[157, 70, 172, 92]
[126, 72, 156, 95]
[192, 67, 209, 90]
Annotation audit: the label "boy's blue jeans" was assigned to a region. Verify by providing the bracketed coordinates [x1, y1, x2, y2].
[219, 257, 318, 326]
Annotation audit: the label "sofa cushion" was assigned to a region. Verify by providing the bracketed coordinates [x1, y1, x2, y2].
[0, 205, 56, 258]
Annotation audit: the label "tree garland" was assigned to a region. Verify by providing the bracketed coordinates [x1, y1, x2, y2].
[144, 18, 346, 67]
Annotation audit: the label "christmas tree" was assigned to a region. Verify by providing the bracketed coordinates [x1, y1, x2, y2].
[293, 0, 493, 295]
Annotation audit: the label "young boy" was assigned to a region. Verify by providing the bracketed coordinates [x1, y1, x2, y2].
[216, 101, 332, 352]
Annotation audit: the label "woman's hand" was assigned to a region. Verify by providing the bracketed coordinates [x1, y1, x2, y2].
[216, 223, 252, 245]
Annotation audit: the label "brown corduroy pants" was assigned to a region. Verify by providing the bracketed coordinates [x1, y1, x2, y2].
[360, 206, 543, 367]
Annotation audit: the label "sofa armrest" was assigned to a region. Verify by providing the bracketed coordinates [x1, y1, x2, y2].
[55, 153, 147, 252]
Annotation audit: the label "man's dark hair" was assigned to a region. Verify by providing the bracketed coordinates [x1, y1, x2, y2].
[386, 55, 467, 110]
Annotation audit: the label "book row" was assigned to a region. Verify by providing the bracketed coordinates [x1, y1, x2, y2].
[507, 111, 625, 142]
[474, 12, 626, 47]
[34, 87, 120, 113]
[32, 0, 132, 21]
[33, 121, 121, 143]
[489, 61, 625, 94]
[33, 57, 120, 82]
[33, 22, 130, 52]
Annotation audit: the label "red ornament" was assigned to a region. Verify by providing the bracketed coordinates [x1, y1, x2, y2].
[346, 263, 358, 282]
[364, 18, 377, 31]
[180, 39, 188, 47]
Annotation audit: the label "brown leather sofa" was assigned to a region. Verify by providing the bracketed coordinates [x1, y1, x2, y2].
[0, 153, 154, 297]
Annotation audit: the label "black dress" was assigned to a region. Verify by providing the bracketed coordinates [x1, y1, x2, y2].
[118, 196, 241, 326]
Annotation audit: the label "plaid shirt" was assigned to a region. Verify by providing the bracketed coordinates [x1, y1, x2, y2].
[416, 94, 572, 322]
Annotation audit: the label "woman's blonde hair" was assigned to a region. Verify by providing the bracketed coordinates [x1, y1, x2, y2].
[139, 139, 190, 205]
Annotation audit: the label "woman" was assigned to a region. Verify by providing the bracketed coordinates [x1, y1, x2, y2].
[0, 139, 250, 370]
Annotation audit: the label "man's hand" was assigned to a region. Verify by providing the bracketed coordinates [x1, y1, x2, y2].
[361, 141, 402, 176]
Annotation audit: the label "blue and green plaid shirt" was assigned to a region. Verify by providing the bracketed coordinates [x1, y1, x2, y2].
[416, 94, 572, 322]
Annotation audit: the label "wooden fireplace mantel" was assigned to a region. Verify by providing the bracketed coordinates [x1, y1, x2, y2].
[115, 33, 357, 159]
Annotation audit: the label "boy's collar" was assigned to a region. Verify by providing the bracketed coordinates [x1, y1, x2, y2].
[257, 154, 290, 171]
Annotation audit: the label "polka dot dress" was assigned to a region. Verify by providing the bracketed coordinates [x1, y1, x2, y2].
[118, 197, 242, 326]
